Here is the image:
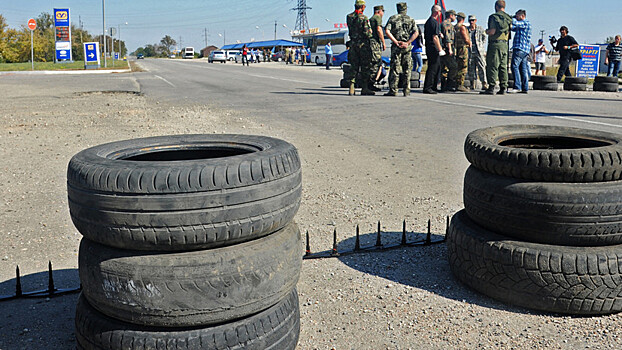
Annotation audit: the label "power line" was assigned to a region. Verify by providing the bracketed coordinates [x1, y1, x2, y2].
[291, 0, 311, 31]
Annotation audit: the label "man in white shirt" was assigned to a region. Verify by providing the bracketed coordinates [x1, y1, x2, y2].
[533, 38, 549, 76]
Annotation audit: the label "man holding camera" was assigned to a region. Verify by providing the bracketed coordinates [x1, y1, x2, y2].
[553, 26, 579, 83]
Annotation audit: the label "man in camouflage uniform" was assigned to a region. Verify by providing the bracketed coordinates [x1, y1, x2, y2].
[454, 13, 471, 92]
[481, 0, 512, 95]
[346, 0, 374, 95]
[467, 15, 488, 90]
[384, 2, 418, 97]
[368, 5, 386, 91]
[440, 9, 457, 92]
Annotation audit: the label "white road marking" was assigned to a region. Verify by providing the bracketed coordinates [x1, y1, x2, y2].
[154, 74, 176, 88]
[412, 96, 622, 129]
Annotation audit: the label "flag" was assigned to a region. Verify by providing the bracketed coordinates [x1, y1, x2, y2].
[435, 0, 447, 22]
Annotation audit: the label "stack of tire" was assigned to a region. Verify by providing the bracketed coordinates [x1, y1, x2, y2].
[68, 134, 303, 349]
[531, 75, 558, 91]
[449, 124, 622, 315]
[563, 76, 588, 91]
[340, 63, 361, 88]
[594, 76, 620, 92]
[410, 72, 421, 89]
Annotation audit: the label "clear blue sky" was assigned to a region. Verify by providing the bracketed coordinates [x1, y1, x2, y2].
[2, 1, 619, 52]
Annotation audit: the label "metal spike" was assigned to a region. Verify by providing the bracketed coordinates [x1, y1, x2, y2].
[48, 261, 55, 294]
[15, 265, 22, 297]
[331, 229, 339, 256]
[354, 225, 361, 251]
[375, 221, 382, 247]
[426, 219, 432, 245]
[401, 220, 407, 245]
[305, 231, 311, 256]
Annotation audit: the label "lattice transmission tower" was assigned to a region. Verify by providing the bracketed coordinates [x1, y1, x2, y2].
[291, 0, 311, 32]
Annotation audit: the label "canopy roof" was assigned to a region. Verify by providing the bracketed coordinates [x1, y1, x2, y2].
[221, 39, 302, 50]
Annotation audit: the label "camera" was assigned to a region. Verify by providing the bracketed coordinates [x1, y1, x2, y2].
[549, 36, 557, 45]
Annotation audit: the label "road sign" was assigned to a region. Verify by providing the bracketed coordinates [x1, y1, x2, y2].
[114, 52, 119, 59]
[27, 18, 37, 31]
[576, 45, 600, 78]
[54, 8, 70, 27]
[83, 42, 100, 68]
[56, 41, 71, 60]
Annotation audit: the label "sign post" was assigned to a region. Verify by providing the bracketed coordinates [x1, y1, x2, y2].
[54, 8, 72, 62]
[27, 18, 36, 71]
[576, 45, 600, 78]
[83, 42, 101, 69]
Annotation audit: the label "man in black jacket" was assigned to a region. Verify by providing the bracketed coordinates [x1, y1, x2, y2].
[554, 26, 579, 83]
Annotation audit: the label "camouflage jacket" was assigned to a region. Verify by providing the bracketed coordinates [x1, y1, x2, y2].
[385, 13, 417, 47]
[369, 14, 383, 43]
[441, 18, 455, 49]
[347, 10, 372, 44]
[468, 24, 487, 54]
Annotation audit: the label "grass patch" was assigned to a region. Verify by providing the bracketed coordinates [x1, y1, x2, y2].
[0, 60, 129, 71]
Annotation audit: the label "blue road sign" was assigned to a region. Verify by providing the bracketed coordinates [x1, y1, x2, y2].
[114, 52, 119, 59]
[56, 41, 71, 60]
[576, 45, 600, 78]
[84, 42, 100, 66]
[54, 8, 70, 27]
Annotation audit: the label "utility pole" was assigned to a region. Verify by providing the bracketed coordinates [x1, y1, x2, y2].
[203, 27, 208, 48]
[179, 36, 182, 55]
[540, 30, 545, 41]
[274, 20, 277, 40]
[102, 0, 107, 68]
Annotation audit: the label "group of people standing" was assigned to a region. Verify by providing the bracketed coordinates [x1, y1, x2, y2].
[284, 46, 309, 65]
[240, 45, 270, 66]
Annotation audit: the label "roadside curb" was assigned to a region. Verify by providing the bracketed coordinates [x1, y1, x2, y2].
[0, 68, 132, 76]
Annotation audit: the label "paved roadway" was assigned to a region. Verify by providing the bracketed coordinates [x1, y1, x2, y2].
[134, 58, 622, 204]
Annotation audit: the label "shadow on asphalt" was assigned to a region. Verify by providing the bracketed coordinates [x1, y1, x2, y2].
[479, 109, 622, 121]
[549, 96, 622, 102]
[337, 230, 547, 316]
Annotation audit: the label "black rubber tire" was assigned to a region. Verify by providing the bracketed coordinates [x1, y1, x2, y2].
[75, 289, 300, 350]
[464, 124, 622, 182]
[340, 78, 350, 88]
[564, 76, 588, 84]
[68, 134, 301, 251]
[464, 166, 622, 246]
[533, 82, 559, 91]
[531, 75, 556, 84]
[564, 82, 587, 91]
[411, 80, 421, 89]
[79, 222, 301, 327]
[594, 82, 619, 92]
[595, 76, 619, 84]
[342, 63, 351, 74]
[447, 210, 622, 315]
[410, 72, 420, 81]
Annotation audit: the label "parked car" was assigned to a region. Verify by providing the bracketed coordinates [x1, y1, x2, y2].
[334, 50, 390, 68]
[225, 51, 240, 61]
[271, 50, 285, 62]
[208, 51, 227, 63]
[136, 53, 144, 59]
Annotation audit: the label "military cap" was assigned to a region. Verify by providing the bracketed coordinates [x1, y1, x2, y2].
[457, 12, 466, 19]
[374, 5, 384, 11]
[468, 15, 477, 21]
[355, 0, 365, 6]
[446, 9, 456, 16]
[396, 2, 407, 11]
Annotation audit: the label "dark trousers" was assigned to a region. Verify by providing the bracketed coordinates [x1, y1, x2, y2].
[242, 55, 249, 66]
[326, 54, 332, 69]
[424, 46, 441, 92]
[556, 56, 572, 82]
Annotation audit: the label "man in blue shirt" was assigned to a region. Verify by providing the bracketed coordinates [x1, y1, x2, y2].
[510, 9, 532, 93]
[325, 42, 333, 70]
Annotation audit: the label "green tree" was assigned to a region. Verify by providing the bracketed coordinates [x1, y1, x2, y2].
[159, 35, 176, 56]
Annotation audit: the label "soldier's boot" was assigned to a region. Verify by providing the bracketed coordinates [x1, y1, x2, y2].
[403, 88, 411, 97]
[440, 77, 447, 92]
[360, 82, 375, 96]
[480, 86, 495, 95]
[368, 81, 382, 92]
[349, 83, 356, 96]
[456, 85, 469, 92]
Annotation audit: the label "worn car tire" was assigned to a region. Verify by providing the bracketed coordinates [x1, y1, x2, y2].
[531, 75, 556, 84]
[594, 82, 619, 92]
[79, 222, 301, 327]
[464, 166, 622, 246]
[595, 76, 619, 84]
[564, 76, 588, 84]
[342, 63, 351, 74]
[464, 124, 622, 182]
[533, 82, 559, 91]
[68, 134, 301, 251]
[410, 72, 421, 81]
[447, 210, 622, 315]
[75, 289, 300, 350]
[564, 82, 587, 91]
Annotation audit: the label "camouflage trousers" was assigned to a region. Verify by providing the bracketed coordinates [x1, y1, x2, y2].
[388, 46, 413, 93]
[348, 41, 372, 88]
[454, 46, 469, 86]
[467, 51, 486, 88]
[370, 39, 383, 84]
[440, 54, 457, 90]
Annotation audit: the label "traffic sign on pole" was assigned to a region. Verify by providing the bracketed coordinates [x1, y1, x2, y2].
[83, 42, 101, 69]
[28, 18, 36, 71]
[27, 18, 37, 31]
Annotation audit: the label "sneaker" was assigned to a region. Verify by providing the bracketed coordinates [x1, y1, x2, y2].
[518, 90, 528, 94]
